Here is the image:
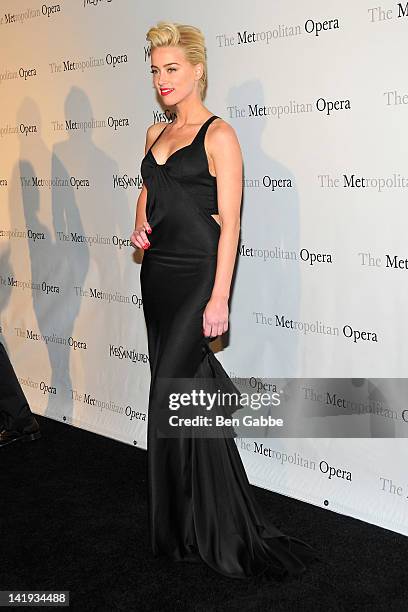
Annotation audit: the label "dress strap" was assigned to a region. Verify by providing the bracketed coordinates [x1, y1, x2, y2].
[198, 115, 219, 138]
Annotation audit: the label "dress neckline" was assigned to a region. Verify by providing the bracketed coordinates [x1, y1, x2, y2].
[148, 115, 217, 167]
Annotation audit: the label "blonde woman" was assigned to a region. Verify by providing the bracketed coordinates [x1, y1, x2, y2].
[131, 21, 321, 580]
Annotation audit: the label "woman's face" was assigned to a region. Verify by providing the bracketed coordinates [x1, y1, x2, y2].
[150, 46, 202, 104]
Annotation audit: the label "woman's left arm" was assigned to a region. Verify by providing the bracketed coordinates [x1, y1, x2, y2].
[203, 122, 243, 339]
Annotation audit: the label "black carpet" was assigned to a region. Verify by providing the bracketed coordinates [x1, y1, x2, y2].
[1, 414, 407, 611]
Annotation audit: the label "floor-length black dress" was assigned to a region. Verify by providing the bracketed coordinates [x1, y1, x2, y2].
[140, 115, 321, 579]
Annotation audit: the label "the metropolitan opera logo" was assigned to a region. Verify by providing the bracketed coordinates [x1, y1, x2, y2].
[0, 4, 61, 26]
[75, 286, 143, 309]
[227, 96, 350, 121]
[52, 115, 131, 133]
[49, 51, 128, 75]
[55, 230, 134, 252]
[239, 439, 352, 482]
[16, 325, 87, 351]
[0, 273, 60, 295]
[70, 387, 147, 424]
[240, 245, 333, 266]
[216, 16, 340, 46]
[253, 311, 379, 344]
[20, 173, 90, 189]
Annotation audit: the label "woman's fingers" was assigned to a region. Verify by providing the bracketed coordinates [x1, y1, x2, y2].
[203, 313, 212, 338]
[130, 227, 150, 250]
[139, 228, 150, 249]
[202, 314, 228, 338]
[130, 230, 143, 249]
[202, 313, 208, 336]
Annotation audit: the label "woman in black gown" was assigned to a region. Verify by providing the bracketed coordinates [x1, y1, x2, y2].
[130, 21, 322, 580]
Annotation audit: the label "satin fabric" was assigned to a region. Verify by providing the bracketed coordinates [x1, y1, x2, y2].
[140, 115, 322, 579]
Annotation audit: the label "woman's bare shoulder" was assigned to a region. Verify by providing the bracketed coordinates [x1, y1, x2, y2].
[207, 117, 241, 155]
[210, 116, 233, 131]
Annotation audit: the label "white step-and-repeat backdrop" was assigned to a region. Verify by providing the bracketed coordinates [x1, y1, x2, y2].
[1, 1, 408, 536]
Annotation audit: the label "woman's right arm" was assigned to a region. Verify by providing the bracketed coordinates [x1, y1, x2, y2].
[131, 183, 151, 250]
[130, 124, 158, 250]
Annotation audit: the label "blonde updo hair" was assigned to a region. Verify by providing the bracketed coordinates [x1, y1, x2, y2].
[146, 21, 208, 100]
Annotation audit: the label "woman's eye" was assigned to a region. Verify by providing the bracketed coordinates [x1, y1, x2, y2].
[150, 68, 176, 74]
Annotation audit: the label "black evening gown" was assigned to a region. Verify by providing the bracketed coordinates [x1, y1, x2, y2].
[140, 115, 321, 579]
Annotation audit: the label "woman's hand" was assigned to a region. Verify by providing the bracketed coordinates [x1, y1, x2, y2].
[203, 295, 229, 338]
[130, 220, 152, 250]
